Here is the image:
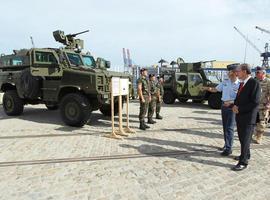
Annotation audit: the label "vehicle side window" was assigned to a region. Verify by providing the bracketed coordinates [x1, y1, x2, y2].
[35, 52, 57, 64]
[12, 57, 23, 65]
[177, 75, 187, 81]
[2, 58, 11, 66]
[189, 74, 203, 85]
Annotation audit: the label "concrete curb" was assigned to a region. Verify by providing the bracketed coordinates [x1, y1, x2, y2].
[0, 93, 3, 105]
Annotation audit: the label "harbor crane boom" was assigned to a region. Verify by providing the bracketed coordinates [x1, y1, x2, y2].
[233, 26, 262, 53]
[255, 26, 270, 35]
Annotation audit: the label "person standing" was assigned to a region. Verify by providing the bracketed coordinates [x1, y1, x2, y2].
[137, 68, 151, 130]
[147, 74, 157, 124]
[232, 64, 261, 171]
[253, 66, 270, 144]
[203, 64, 240, 156]
[156, 76, 164, 120]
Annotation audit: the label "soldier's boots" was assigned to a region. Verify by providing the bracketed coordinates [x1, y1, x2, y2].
[143, 121, 150, 128]
[139, 121, 146, 130]
[156, 114, 163, 120]
[139, 120, 150, 130]
[147, 118, 156, 124]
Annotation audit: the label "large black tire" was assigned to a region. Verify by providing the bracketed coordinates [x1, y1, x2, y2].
[163, 90, 175, 104]
[17, 68, 40, 99]
[208, 93, 222, 109]
[100, 103, 120, 116]
[60, 93, 91, 127]
[178, 98, 188, 103]
[45, 103, 59, 110]
[3, 90, 24, 116]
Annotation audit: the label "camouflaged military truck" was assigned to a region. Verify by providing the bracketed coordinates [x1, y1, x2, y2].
[161, 62, 222, 109]
[0, 30, 129, 127]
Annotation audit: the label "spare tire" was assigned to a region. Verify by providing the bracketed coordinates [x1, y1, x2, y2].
[17, 68, 40, 99]
[208, 93, 222, 109]
[163, 90, 175, 104]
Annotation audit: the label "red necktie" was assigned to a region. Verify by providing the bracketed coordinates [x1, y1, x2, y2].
[237, 82, 244, 96]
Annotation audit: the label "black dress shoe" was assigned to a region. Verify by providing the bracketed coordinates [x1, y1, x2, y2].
[231, 163, 247, 171]
[218, 146, 225, 151]
[220, 150, 232, 156]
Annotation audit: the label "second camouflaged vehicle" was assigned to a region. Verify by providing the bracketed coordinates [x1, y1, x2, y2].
[161, 62, 222, 109]
[0, 30, 129, 127]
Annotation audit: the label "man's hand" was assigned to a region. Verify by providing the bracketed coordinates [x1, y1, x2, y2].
[265, 103, 270, 110]
[201, 86, 209, 91]
[232, 105, 239, 114]
[141, 97, 145, 103]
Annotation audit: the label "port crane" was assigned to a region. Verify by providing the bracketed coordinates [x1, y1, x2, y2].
[234, 26, 269, 68]
[255, 26, 270, 35]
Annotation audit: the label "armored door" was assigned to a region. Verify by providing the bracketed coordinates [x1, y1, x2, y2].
[30, 49, 62, 77]
[187, 73, 204, 96]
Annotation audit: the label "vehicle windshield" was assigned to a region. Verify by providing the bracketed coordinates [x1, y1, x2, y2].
[204, 69, 225, 83]
[82, 55, 96, 68]
[66, 53, 83, 66]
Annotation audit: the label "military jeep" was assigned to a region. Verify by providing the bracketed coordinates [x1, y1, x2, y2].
[0, 30, 128, 127]
[161, 62, 222, 109]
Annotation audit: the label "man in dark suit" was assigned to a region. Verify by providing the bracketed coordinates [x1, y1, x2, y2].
[232, 64, 261, 171]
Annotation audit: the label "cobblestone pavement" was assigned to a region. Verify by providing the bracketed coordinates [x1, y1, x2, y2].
[0, 101, 269, 200]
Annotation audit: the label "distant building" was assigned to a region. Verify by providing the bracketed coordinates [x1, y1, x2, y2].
[211, 61, 236, 68]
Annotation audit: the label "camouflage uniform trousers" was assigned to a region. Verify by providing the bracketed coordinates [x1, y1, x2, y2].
[139, 95, 149, 122]
[255, 109, 269, 137]
[148, 96, 157, 119]
[156, 97, 162, 115]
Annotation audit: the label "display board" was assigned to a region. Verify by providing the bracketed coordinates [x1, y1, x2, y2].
[120, 78, 129, 95]
[111, 77, 120, 96]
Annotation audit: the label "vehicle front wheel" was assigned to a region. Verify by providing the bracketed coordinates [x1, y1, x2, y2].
[208, 93, 222, 109]
[60, 93, 91, 127]
[3, 90, 24, 116]
[163, 91, 175, 104]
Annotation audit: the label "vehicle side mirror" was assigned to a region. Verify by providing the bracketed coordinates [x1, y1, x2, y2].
[106, 61, 111, 68]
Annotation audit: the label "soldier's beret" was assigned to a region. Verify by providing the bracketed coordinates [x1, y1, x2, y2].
[255, 66, 265, 71]
[227, 63, 239, 71]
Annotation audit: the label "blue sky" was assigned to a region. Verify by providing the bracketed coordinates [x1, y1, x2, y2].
[0, 0, 269, 71]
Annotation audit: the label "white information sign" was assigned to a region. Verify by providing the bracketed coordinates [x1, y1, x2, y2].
[120, 78, 129, 95]
[111, 77, 120, 96]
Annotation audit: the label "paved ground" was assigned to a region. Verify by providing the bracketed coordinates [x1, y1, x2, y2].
[0, 101, 269, 200]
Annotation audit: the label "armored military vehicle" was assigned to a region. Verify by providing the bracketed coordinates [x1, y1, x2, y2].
[161, 62, 222, 109]
[0, 30, 129, 127]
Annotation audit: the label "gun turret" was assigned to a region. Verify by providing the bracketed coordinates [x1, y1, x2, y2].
[53, 30, 89, 52]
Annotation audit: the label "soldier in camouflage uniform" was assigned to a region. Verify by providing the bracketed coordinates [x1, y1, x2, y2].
[137, 68, 151, 130]
[147, 74, 158, 124]
[156, 76, 164, 119]
[253, 66, 270, 144]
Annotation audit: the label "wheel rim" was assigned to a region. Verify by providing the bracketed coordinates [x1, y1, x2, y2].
[65, 102, 80, 121]
[4, 96, 14, 112]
